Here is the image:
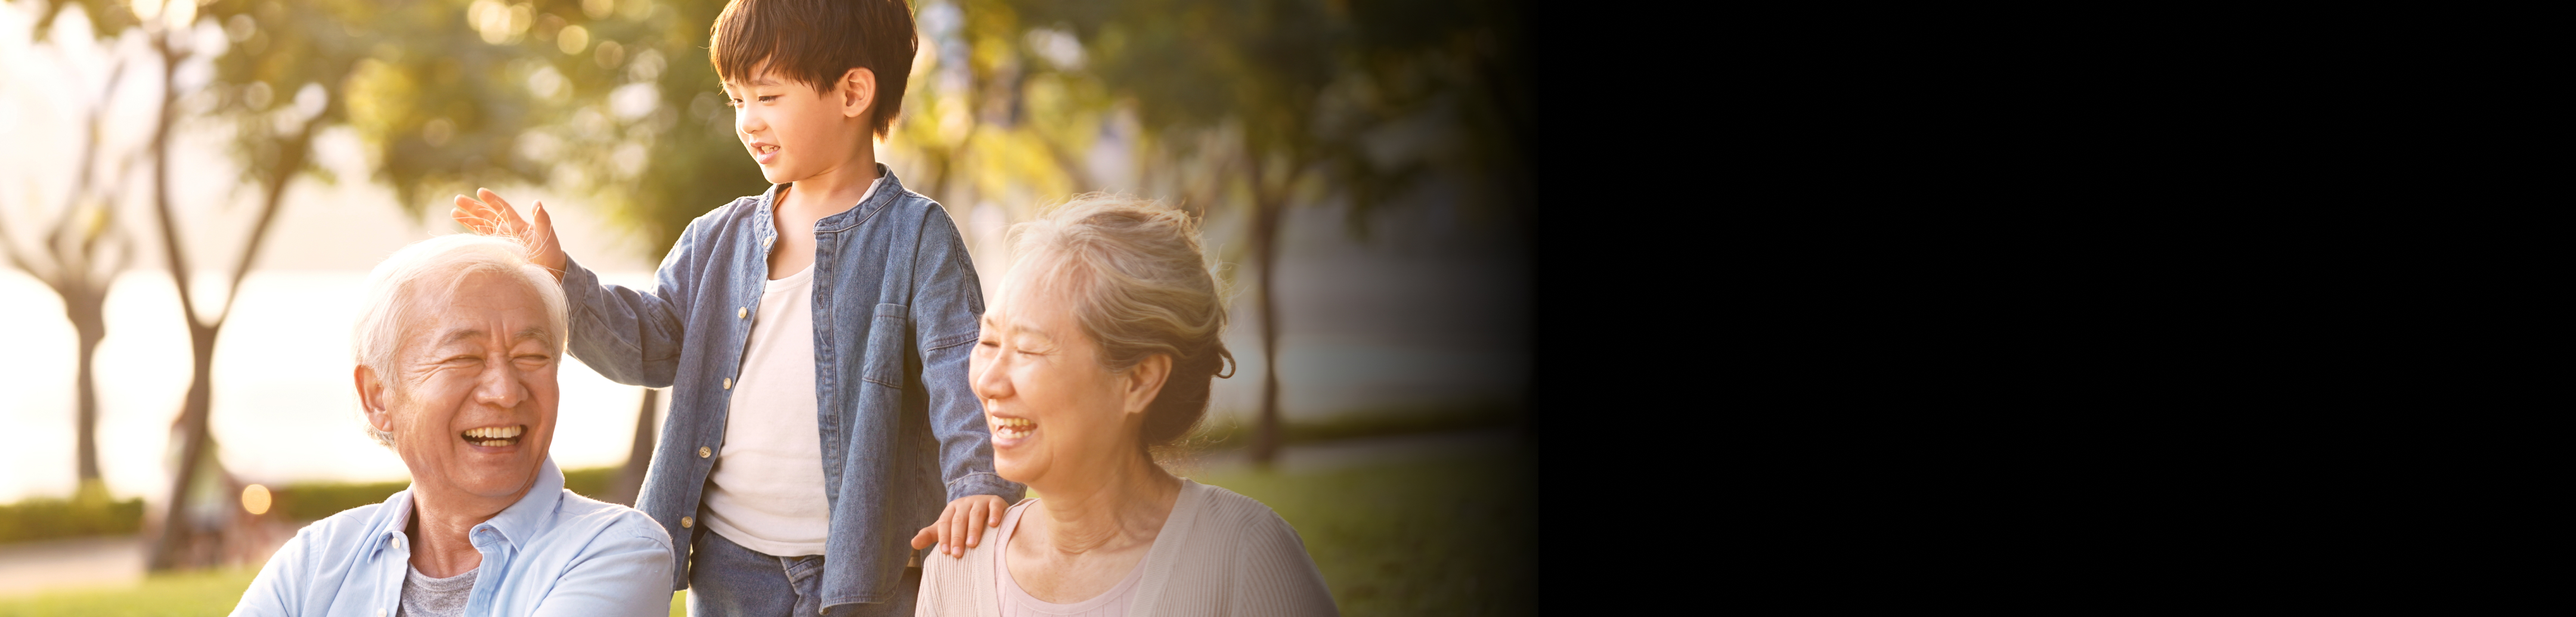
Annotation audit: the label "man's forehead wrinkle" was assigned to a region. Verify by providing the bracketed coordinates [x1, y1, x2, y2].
[440, 328, 488, 345]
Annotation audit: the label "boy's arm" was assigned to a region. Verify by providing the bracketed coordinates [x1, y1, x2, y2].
[907, 214, 1023, 556]
[559, 249, 691, 388]
[454, 188, 691, 387]
[914, 216, 1024, 504]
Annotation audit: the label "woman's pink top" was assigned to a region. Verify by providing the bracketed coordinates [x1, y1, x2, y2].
[995, 501, 1147, 617]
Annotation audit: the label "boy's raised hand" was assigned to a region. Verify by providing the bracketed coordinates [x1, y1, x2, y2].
[451, 188, 568, 281]
[911, 494, 1009, 558]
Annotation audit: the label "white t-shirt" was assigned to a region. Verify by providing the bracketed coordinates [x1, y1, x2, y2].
[701, 178, 881, 557]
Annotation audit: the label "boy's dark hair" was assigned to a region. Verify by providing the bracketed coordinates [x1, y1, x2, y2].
[710, 0, 917, 138]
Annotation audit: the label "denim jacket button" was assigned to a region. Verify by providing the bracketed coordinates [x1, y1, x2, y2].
[738, 307, 748, 319]
[680, 516, 693, 528]
[698, 447, 711, 458]
[722, 378, 733, 389]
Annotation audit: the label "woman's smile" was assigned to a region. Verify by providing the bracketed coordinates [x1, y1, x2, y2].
[990, 413, 1036, 443]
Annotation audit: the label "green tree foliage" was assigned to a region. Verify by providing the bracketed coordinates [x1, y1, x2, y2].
[325, 0, 770, 252]
[1004, 0, 1532, 463]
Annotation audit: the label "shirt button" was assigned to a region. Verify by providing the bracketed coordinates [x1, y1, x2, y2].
[722, 377, 733, 389]
[738, 307, 748, 319]
[699, 447, 712, 458]
[680, 516, 693, 528]
[764, 237, 774, 247]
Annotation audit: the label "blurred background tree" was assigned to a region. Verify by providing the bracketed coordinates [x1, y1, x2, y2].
[0, 2, 134, 517]
[11, 0, 334, 571]
[1006, 0, 1532, 464]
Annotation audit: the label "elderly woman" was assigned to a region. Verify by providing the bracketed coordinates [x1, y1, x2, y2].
[232, 235, 673, 617]
[912, 197, 1337, 616]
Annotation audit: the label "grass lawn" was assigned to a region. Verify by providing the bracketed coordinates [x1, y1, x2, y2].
[0, 570, 690, 617]
[0, 443, 1532, 616]
[1191, 446, 1537, 617]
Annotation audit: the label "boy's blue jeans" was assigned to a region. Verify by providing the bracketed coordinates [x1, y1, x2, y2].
[689, 528, 920, 617]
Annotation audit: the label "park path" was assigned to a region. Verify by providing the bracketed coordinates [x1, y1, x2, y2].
[0, 517, 294, 597]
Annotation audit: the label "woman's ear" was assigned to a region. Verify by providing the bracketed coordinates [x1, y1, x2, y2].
[838, 67, 877, 120]
[355, 365, 395, 433]
[1122, 354, 1172, 417]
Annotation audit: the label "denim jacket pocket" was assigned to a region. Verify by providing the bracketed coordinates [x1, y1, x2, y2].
[861, 303, 909, 387]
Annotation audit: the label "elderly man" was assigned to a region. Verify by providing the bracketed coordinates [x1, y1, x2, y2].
[232, 234, 673, 617]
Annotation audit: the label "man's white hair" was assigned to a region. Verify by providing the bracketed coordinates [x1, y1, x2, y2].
[351, 234, 568, 447]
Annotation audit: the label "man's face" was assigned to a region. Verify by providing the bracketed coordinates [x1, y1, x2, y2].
[725, 66, 871, 185]
[366, 271, 561, 508]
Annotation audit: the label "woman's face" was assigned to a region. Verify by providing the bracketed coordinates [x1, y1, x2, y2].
[359, 271, 561, 510]
[974, 267, 1144, 488]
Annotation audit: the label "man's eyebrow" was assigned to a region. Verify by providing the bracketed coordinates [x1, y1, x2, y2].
[430, 327, 552, 346]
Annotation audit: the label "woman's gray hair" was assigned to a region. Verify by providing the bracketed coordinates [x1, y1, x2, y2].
[351, 234, 569, 447]
[1011, 194, 1234, 458]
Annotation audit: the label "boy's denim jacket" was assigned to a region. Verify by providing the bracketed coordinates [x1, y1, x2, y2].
[556, 165, 1022, 609]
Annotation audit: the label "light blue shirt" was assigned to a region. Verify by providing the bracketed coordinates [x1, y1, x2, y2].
[230, 459, 673, 617]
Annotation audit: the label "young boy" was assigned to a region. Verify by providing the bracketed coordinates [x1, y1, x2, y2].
[451, 1, 1019, 615]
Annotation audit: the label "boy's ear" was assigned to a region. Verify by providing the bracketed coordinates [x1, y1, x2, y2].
[839, 67, 877, 120]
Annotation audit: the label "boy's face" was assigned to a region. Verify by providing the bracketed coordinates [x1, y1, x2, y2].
[724, 66, 875, 185]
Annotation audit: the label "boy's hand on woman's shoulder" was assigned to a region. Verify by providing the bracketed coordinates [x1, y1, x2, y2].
[912, 494, 1009, 558]
[451, 188, 569, 281]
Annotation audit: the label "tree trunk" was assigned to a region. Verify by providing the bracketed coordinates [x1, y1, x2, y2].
[143, 30, 318, 570]
[149, 327, 222, 571]
[71, 292, 106, 483]
[606, 388, 660, 506]
[143, 35, 228, 571]
[1246, 156, 1288, 467]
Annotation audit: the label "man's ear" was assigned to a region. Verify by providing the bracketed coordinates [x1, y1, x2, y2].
[838, 67, 877, 120]
[1122, 354, 1172, 417]
[355, 364, 395, 433]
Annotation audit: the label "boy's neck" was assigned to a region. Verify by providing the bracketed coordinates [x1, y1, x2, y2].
[781, 146, 883, 216]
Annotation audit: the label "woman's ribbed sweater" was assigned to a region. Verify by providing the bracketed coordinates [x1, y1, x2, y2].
[915, 480, 1339, 617]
